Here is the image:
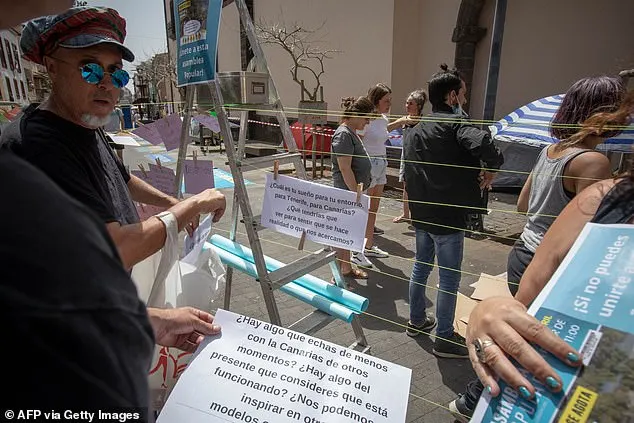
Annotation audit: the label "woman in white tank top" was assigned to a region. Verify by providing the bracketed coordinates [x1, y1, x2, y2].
[351, 83, 416, 269]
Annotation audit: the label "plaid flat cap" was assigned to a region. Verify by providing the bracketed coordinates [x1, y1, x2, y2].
[21, 6, 135, 65]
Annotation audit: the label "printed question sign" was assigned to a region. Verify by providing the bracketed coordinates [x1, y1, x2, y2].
[154, 114, 184, 151]
[157, 309, 411, 423]
[260, 174, 369, 252]
[132, 122, 164, 146]
[184, 159, 215, 194]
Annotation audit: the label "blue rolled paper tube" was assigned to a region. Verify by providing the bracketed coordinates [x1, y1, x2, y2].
[208, 235, 368, 312]
[211, 245, 356, 323]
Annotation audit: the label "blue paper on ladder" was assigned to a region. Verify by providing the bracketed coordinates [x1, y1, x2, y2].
[207, 235, 369, 323]
[213, 168, 253, 190]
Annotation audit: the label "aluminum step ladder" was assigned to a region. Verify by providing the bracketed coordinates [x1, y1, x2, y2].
[173, 0, 368, 352]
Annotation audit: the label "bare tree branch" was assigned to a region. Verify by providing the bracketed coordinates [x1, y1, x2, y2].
[134, 50, 179, 104]
[256, 19, 341, 101]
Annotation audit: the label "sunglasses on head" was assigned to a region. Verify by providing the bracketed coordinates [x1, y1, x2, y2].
[80, 63, 130, 89]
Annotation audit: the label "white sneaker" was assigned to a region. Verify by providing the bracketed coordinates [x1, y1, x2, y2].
[364, 245, 389, 258]
[351, 252, 373, 268]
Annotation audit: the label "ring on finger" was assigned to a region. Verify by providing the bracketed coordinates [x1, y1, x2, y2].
[473, 338, 496, 364]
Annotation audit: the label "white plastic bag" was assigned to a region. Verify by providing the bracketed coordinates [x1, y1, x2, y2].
[132, 213, 225, 309]
[130, 212, 225, 412]
[178, 245, 226, 310]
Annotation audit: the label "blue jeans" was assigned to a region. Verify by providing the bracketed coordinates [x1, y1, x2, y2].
[409, 229, 464, 338]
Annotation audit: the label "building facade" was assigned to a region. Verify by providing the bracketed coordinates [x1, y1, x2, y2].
[0, 26, 30, 106]
[164, 0, 634, 123]
[23, 60, 50, 104]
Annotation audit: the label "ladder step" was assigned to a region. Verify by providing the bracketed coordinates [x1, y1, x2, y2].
[224, 102, 280, 112]
[349, 341, 372, 354]
[240, 214, 265, 231]
[267, 249, 337, 287]
[288, 310, 335, 335]
[239, 152, 302, 171]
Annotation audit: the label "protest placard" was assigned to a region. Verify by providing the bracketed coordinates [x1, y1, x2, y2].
[193, 113, 221, 133]
[260, 174, 369, 252]
[155, 114, 184, 151]
[174, 0, 222, 86]
[132, 122, 163, 145]
[473, 223, 634, 423]
[158, 309, 411, 423]
[146, 163, 177, 195]
[184, 159, 215, 194]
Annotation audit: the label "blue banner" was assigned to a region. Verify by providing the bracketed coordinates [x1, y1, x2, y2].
[476, 308, 601, 423]
[539, 224, 634, 334]
[473, 224, 634, 423]
[174, 0, 222, 87]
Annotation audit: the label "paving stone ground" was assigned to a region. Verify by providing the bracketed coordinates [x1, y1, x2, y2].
[197, 148, 524, 423]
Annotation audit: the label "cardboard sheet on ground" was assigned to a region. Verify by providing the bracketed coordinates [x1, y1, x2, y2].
[184, 159, 215, 194]
[260, 174, 370, 252]
[155, 114, 183, 151]
[157, 309, 411, 423]
[469, 273, 513, 301]
[469, 272, 507, 288]
[453, 292, 479, 338]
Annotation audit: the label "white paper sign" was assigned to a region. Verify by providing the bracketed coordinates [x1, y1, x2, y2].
[107, 133, 141, 146]
[158, 309, 411, 423]
[260, 174, 370, 252]
[182, 215, 213, 265]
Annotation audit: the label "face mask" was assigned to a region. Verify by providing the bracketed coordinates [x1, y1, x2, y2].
[452, 104, 463, 115]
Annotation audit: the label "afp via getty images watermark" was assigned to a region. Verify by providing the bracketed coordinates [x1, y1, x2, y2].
[2, 409, 146, 422]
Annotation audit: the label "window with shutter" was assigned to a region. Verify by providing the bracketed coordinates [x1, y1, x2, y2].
[13, 79, 20, 99]
[4, 40, 14, 70]
[12, 44, 21, 73]
[0, 39, 7, 69]
[5, 77, 14, 102]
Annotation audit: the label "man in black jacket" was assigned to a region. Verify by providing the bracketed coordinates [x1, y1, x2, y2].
[403, 65, 504, 358]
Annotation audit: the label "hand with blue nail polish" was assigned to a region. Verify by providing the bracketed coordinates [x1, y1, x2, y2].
[467, 296, 583, 398]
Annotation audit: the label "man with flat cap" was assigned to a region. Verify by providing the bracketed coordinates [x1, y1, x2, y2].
[0, 4, 223, 417]
[1, 6, 226, 270]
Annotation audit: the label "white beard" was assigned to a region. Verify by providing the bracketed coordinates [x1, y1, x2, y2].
[81, 114, 111, 129]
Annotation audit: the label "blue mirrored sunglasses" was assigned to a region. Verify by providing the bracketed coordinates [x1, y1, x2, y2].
[80, 63, 130, 89]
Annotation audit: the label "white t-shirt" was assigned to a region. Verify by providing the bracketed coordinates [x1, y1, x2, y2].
[104, 108, 123, 132]
[362, 114, 389, 157]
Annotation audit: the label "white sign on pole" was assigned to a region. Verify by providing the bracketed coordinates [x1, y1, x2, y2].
[260, 174, 370, 252]
[158, 309, 411, 423]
